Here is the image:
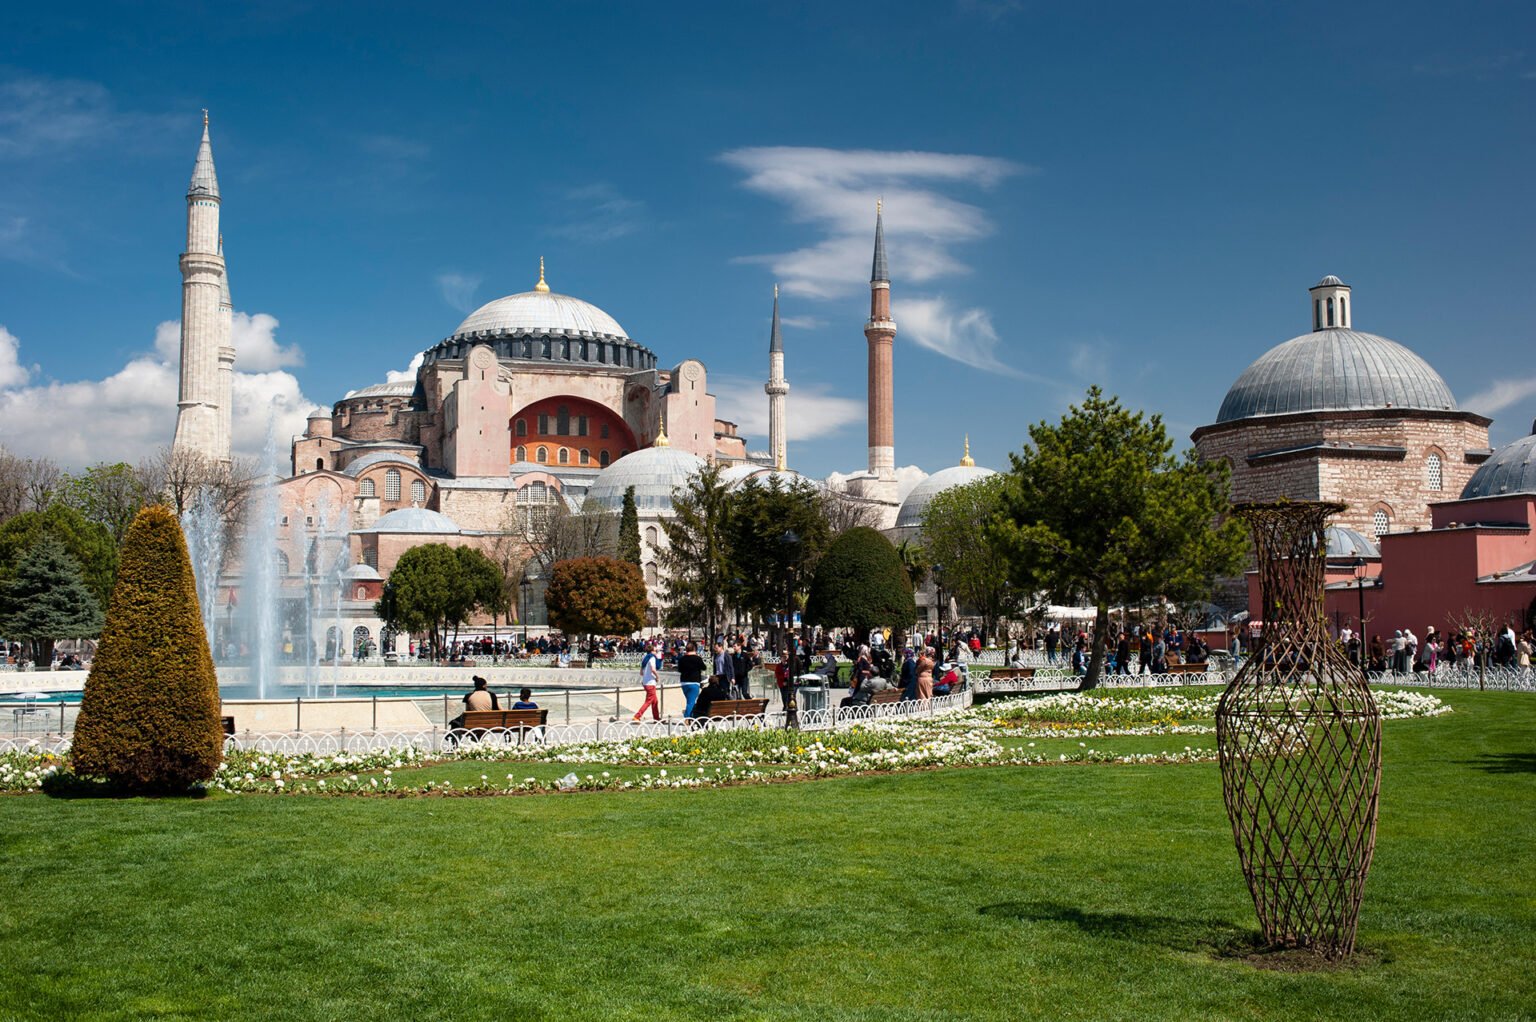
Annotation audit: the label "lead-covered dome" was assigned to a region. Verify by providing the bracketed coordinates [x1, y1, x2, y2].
[586, 447, 706, 512]
[360, 507, 461, 534]
[895, 464, 997, 530]
[1460, 427, 1536, 499]
[1216, 330, 1458, 423]
[452, 290, 628, 340]
[1324, 525, 1380, 560]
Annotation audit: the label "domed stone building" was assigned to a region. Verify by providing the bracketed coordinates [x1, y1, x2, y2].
[1193, 276, 1492, 539]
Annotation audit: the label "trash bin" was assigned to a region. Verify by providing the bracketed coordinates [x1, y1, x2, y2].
[796, 674, 827, 712]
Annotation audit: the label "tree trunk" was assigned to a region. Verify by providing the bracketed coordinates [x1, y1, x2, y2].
[1082, 602, 1110, 690]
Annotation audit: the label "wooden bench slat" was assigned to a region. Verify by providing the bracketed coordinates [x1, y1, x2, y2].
[460, 709, 549, 729]
[706, 699, 769, 718]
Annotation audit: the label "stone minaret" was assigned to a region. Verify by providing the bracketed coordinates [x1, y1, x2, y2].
[215, 237, 235, 462]
[765, 285, 789, 470]
[172, 111, 232, 464]
[865, 201, 896, 483]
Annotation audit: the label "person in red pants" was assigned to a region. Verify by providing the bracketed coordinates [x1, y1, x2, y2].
[633, 641, 663, 721]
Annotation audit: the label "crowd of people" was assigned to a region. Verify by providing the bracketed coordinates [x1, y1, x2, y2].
[1342, 624, 1533, 676]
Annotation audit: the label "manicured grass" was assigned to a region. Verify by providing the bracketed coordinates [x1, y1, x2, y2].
[1, 689, 1532, 1021]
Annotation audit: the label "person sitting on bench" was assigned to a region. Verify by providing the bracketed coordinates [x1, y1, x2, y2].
[511, 687, 537, 710]
[464, 676, 498, 711]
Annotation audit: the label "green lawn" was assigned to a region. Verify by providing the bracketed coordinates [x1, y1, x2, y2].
[1, 689, 1531, 1021]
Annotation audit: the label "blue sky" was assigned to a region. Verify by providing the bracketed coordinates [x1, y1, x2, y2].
[1, 0, 1532, 478]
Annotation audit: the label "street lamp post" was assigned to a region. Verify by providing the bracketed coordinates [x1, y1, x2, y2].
[932, 563, 945, 650]
[520, 572, 535, 644]
[1354, 558, 1369, 671]
[780, 529, 801, 730]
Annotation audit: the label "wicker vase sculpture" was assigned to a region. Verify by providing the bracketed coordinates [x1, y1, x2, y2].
[1216, 501, 1382, 958]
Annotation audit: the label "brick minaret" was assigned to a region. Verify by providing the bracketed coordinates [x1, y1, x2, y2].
[172, 111, 233, 464]
[865, 201, 896, 480]
[765, 285, 789, 470]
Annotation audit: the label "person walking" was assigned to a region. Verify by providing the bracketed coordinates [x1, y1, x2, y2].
[632, 641, 663, 721]
[732, 641, 753, 699]
[900, 647, 918, 700]
[677, 640, 707, 718]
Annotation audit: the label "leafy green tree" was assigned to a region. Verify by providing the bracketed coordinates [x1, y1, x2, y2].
[0, 536, 103, 666]
[71, 505, 222, 793]
[921, 476, 1022, 643]
[990, 387, 1247, 689]
[618, 486, 642, 566]
[378, 544, 460, 656]
[453, 545, 506, 637]
[896, 537, 930, 589]
[659, 463, 733, 638]
[0, 503, 118, 607]
[805, 527, 915, 642]
[544, 556, 648, 662]
[58, 462, 159, 545]
[726, 477, 829, 642]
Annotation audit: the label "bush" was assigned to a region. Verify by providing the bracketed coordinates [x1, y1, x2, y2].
[70, 505, 223, 794]
[805, 527, 915, 639]
[545, 557, 648, 644]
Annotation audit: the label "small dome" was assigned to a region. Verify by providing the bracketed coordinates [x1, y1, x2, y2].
[1324, 525, 1380, 560]
[341, 563, 383, 581]
[452, 290, 628, 340]
[361, 507, 461, 534]
[586, 447, 706, 512]
[720, 464, 806, 490]
[1216, 330, 1457, 423]
[345, 381, 416, 400]
[1314, 275, 1344, 287]
[1460, 429, 1536, 499]
[895, 464, 998, 530]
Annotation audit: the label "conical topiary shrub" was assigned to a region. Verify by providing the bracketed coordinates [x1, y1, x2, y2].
[71, 504, 224, 793]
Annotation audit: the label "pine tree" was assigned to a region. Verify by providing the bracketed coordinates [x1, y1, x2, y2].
[618, 486, 642, 566]
[0, 535, 103, 667]
[659, 463, 733, 638]
[71, 505, 223, 793]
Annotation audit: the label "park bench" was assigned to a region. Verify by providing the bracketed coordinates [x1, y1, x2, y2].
[705, 698, 769, 718]
[1164, 662, 1209, 675]
[456, 708, 549, 743]
[220, 716, 235, 736]
[871, 689, 903, 705]
[987, 667, 1037, 680]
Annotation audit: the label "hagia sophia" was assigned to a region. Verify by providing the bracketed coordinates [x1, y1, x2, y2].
[171, 120, 1536, 654]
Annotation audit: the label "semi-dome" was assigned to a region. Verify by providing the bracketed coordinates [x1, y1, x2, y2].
[586, 446, 706, 512]
[1460, 427, 1536, 499]
[1216, 330, 1458, 424]
[341, 563, 383, 581]
[895, 464, 997, 531]
[342, 451, 423, 477]
[360, 507, 461, 534]
[1324, 525, 1380, 560]
[452, 289, 628, 341]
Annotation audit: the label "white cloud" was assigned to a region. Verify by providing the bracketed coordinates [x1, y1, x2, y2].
[719, 146, 1023, 299]
[0, 320, 317, 468]
[778, 315, 826, 330]
[711, 374, 864, 441]
[0, 73, 177, 160]
[384, 351, 425, 385]
[0, 325, 33, 387]
[897, 296, 1031, 378]
[435, 271, 482, 313]
[1464, 375, 1536, 417]
[153, 312, 302, 371]
[551, 183, 647, 243]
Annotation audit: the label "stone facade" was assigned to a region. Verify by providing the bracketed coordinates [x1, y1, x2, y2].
[1193, 409, 1491, 537]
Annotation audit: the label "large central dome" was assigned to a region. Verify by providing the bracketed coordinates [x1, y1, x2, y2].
[451, 289, 628, 341]
[1216, 329, 1458, 423]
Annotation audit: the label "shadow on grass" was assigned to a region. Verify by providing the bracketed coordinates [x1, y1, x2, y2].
[42, 771, 209, 800]
[979, 900, 1254, 955]
[980, 901, 1383, 971]
[1462, 752, 1536, 774]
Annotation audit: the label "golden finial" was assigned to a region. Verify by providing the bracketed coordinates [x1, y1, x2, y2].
[877, 197, 883, 215]
[774, 283, 779, 299]
[960, 434, 975, 467]
[655, 408, 670, 447]
[534, 256, 550, 293]
[202, 109, 209, 128]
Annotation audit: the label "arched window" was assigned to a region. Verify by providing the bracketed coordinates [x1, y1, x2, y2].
[385, 469, 401, 501]
[599, 450, 610, 466]
[645, 526, 658, 547]
[1426, 453, 1443, 491]
[536, 446, 548, 464]
[515, 445, 526, 462]
[274, 550, 290, 576]
[556, 447, 569, 464]
[515, 419, 527, 437]
[1314, 299, 1322, 331]
[356, 586, 367, 600]
[315, 457, 324, 471]
[359, 478, 376, 497]
[644, 562, 658, 586]
[411, 480, 426, 504]
[579, 448, 590, 465]
[1326, 297, 1335, 327]
[1372, 508, 1390, 538]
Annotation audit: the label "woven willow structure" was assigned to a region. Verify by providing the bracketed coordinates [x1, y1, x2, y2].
[1216, 501, 1382, 957]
